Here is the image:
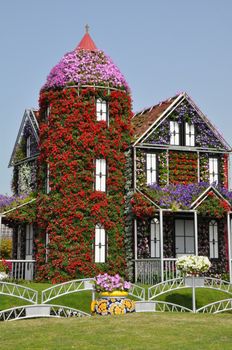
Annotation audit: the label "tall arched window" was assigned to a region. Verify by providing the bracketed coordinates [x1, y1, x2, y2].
[170, 121, 180, 145]
[26, 136, 31, 157]
[94, 224, 106, 263]
[150, 218, 160, 258]
[209, 220, 218, 258]
[146, 153, 157, 185]
[95, 159, 106, 192]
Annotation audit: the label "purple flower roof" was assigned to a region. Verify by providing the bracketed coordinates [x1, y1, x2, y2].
[42, 42, 130, 92]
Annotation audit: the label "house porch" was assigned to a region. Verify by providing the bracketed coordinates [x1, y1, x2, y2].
[134, 210, 232, 284]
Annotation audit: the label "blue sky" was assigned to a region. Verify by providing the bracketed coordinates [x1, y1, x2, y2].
[0, 0, 231, 194]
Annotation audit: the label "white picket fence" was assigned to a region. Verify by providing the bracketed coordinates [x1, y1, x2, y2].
[135, 258, 178, 284]
[1, 260, 35, 280]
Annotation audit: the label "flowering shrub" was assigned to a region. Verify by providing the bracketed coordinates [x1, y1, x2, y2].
[0, 259, 12, 274]
[94, 273, 131, 292]
[176, 255, 211, 275]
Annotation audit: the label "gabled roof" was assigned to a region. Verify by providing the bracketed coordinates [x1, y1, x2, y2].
[132, 93, 183, 144]
[190, 185, 231, 210]
[132, 92, 231, 151]
[9, 109, 39, 167]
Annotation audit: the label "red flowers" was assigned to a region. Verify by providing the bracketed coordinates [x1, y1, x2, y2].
[35, 87, 133, 282]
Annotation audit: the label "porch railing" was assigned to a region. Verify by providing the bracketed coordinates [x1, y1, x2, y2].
[1, 260, 35, 281]
[134, 258, 178, 284]
[230, 259, 232, 284]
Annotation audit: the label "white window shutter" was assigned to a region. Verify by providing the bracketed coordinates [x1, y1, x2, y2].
[95, 224, 106, 263]
[170, 121, 179, 145]
[95, 159, 106, 191]
[209, 220, 218, 258]
[146, 154, 157, 185]
[96, 99, 108, 122]
[150, 218, 160, 258]
[209, 158, 218, 184]
[26, 136, 31, 157]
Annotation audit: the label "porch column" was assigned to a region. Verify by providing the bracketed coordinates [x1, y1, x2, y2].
[134, 219, 138, 283]
[160, 209, 164, 282]
[227, 212, 232, 284]
[194, 211, 198, 256]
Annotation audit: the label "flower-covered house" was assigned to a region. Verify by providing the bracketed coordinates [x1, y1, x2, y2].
[1, 30, 232, 284]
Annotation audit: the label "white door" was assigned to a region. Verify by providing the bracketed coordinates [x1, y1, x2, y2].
[25, 224, 34, 280]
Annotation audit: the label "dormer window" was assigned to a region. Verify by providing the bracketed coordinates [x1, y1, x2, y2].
[26, 136, 31, 157]
[209, 157, 218, 184]
[96, 99, 108, 122]
[95, 159, 106, 192]
[185, 123, 195, 146]
[170, 121, 179, 145]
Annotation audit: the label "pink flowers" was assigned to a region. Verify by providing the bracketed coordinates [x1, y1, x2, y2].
[42, 49, 130, 92]
[95, 273, 131, 292]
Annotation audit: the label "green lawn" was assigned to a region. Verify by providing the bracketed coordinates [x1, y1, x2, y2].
[1, 282, 232, 349]
[0, 281, 231, 313]
[0, 313, 232, 350]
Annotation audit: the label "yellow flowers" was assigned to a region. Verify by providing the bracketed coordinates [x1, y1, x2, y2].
[92, 297, 135, 316]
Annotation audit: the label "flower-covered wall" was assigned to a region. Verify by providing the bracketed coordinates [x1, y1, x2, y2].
[144, 100, 226, 150]
[36, 87, 133, 283]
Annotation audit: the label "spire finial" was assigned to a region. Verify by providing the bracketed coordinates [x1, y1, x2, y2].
[85, 24, 89, 33]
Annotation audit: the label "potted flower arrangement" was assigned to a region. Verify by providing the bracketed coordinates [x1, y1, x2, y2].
[0, 259, 12, 280]
[92, 273, 135, 316]
[176, 255, 211, 287]
[94, 273, 131, 297]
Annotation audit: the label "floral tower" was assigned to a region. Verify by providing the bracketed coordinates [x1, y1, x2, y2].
[36, 28, 133, 282]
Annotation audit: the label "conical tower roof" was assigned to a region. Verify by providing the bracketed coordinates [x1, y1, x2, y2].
[42, 29, 129, 92]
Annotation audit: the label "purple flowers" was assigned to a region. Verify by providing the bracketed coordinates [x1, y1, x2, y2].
[95, 273, 131, 292]
[0, 194, 28, 213]
[147, 182, 232, 209]
[42, 49, 129, 92]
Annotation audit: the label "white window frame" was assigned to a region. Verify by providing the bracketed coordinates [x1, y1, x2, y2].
[26, 224, 33, 257]
[26, 136, 31, 157]
[185, 123, 195, 146]
[150, 218, 160, 258]
[146, 153, 157, 185]
[209, 220, 219, 259]
[96, 99, 108, 122]
[45, 231, 50, 263]
[45, 105, 50, 121]
[170, 121, 180, 145]
[94, 224, 106, 263]
[209, 157, 218, 184]
[95, 159, 106, 192]
[46, 163, 50, 194]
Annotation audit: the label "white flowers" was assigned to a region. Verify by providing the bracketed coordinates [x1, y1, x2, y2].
[0, 272, 8, 280]
[176, 255, 211, 275]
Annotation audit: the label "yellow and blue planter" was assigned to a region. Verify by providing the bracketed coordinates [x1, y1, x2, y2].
[91, 291, 135, 316]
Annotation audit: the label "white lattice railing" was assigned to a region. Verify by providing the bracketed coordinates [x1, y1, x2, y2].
[135, 259, 161, 285]
[1, 260, 36, 281]
[163, 258, 178, 280]
[134, 258, 178, 284]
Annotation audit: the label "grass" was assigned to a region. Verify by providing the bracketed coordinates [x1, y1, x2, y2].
[0, 282, 232, 349]
[0, 313, 232, 349]
[0, 281, 231, 312]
